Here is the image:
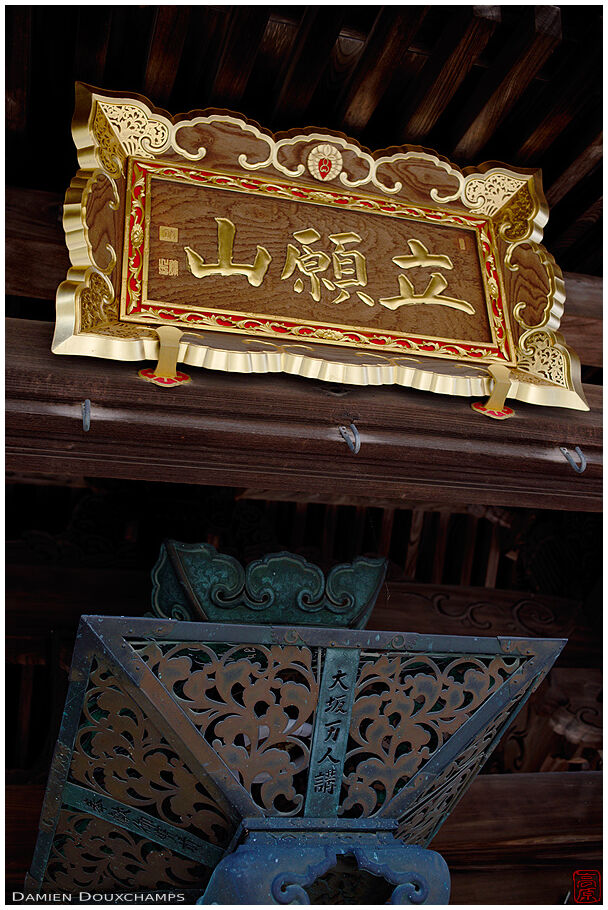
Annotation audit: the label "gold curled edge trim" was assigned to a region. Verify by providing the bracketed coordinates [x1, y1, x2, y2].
[52, 323, 589, 411]
[508, 241, 587, 407]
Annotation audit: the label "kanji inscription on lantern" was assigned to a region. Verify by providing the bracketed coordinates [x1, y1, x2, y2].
[122, 157, 513, 364]
[305, 648, 359, 816]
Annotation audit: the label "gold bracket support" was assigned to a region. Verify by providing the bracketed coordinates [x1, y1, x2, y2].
[471, 363, 515, 420]
[138, 325, 191, 387]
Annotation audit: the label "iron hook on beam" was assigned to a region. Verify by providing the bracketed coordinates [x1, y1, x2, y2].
[338, 422, 361, 455]
[559, 445, 586, 474]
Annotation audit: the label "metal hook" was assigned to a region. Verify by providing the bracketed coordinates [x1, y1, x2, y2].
[338, 422, 361, 455]
[559, 445, 586, 474]
[82, 399, 91, 433]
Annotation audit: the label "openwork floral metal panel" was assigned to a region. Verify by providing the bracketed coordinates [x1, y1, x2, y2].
[27, 616, 563, 898]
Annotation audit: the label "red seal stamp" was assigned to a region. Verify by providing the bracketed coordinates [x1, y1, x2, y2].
[573, 870, 601, 903]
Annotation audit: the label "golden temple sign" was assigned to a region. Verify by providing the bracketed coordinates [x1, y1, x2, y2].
[53, 83, 588, 419]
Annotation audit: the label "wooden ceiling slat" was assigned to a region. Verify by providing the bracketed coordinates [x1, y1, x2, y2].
[552, 197, 603, 256]
[143, 7, 191, 107]
[73, 8, 113, 89]
[513, 41, 602, 165]
[559, 218, 604, 277]
[103, 6, 157, 93]
[241, 15, 299, 123]
[544, 165, 602, 249]
[338, 7, 429, 136]
[308, 32, 366, 127]
[209, 8, 271, 110]
[545, 130, 603, 208]
[6, 6, 31, 134]
[450, 6, 562, 161]
[397, 6, 500, 145]
[168, 8, 231, 114]
[271, 7, 347, 127]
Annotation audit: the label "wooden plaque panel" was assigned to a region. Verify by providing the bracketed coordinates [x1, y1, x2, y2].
[52, 84, 588, 414]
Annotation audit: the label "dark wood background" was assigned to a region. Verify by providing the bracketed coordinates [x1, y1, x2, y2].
[5, 5, 602, 905]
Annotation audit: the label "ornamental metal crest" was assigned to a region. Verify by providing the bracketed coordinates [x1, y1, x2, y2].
[51, 84, 587, 419]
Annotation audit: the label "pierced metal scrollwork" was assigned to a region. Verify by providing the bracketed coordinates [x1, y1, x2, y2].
[133, 641, 319, 816]
[394, 676, 536, 846]
[68, 659, 232, 847]
[340, 653, 522, 818]
[28, 617, 563, 901]
[43, 810, 210, 893]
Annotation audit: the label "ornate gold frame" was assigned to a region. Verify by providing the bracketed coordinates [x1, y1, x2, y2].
[53, 84, 588, 417]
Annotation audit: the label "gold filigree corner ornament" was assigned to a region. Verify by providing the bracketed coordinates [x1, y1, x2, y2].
[52, 85, 590, 418]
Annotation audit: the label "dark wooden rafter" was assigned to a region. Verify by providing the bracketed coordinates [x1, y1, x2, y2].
[545, 129, 603, 208]
[493, 14, 602, 166]
[397, 6, 501, 145]
[4, 6, 602, 276]
[73, 7, 113, 90]
[448, 6, 562, 161]
[271, 7, 347, 126]
[142, 6, 191, 107]
[6, 5, 31, 133]
[208, 7, 272, 110]
[337, 7, 429, 135]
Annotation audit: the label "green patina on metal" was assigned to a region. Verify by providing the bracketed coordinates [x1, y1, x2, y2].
[27, 616, 565, 903]
[150, 541, 387, 628]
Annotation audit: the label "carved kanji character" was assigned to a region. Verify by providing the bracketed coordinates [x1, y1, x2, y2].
[185, 218, 271, 287]
[281, 228, 333, 301]
[313, 767, 336, 793]
[378, 239, 475, 314]
[325, 695, 348, 714]
[328, 669, 349, 691]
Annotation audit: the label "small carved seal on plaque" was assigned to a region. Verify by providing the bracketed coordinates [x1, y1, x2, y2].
[307, 144, 342, 181]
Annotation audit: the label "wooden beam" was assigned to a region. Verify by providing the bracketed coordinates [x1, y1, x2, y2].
[515, 41, 602, 165]
[370, 582, 598, 668]
[209, 8, 270, 110]
[5, 187, 67, 301]
[451, 7, 562, 160]
[271, 8, 346, 127]
[546, 131, 603, 208]
[338, 8, 428, 135]
[74, 7, 113, 88]
[143, 7, 191, 107]
[5, 319, 602, 512]
[6, 6, 31, 134]
[6, 773, 601, 895]
[398, 7, 500, 144]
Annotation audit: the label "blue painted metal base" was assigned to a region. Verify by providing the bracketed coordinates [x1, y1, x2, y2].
[198, 821, 450, 904]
